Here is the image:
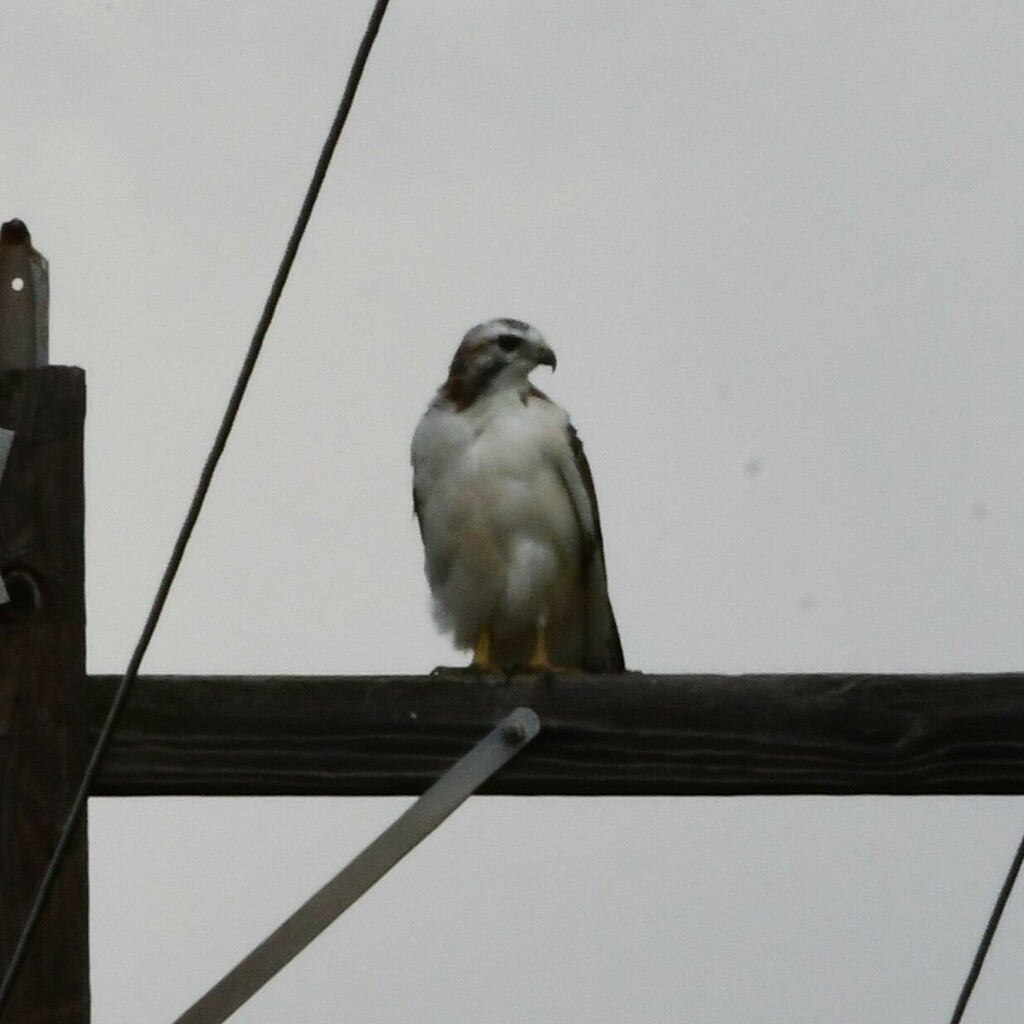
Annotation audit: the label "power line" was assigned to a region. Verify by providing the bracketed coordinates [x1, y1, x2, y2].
[948, 828, 1024, 1024]
[0, 0, 392, 1013]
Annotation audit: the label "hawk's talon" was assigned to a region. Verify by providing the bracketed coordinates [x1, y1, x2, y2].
[521, 622, 577, 674]
[470, 628, 500, 674]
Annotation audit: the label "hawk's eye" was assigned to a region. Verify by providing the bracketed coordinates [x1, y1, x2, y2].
[496, 334, 521, 353]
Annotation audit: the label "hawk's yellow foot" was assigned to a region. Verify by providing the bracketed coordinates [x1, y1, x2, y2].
[525, 622, 581, 673]
[526, 624, 553, 671]
[471, 629, 499, 673]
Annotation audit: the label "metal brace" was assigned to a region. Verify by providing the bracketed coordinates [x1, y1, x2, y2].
[170, 706, 541, 1024]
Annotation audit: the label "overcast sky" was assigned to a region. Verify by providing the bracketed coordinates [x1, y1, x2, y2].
[4, 2, 1024, 1021]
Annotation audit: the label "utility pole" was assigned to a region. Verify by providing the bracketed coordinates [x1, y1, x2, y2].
[0, 218, 1022, 1024]
[0, 219, 89, 1023]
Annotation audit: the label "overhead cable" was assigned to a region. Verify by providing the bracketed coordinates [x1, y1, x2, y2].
[947, 827, 1024, 1024]
[0, 0, 393, 1013]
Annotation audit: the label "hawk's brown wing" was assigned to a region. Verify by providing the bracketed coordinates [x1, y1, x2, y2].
[560, 422, 625, 672]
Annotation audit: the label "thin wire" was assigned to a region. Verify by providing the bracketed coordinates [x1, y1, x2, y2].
[0, 0, 392, 1014]
[948, 828, 1024, 1024]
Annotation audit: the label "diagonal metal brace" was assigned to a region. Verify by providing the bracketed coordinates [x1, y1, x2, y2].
[170, 706, 541, 1024]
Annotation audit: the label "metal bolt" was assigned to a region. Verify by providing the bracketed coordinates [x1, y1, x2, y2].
[503, 720, 528, 744]
[0, 568, 43, 618]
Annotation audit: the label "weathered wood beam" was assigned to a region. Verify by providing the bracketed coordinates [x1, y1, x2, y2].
[87, 673, 1024, 796]
[0, 365, 88, 1022]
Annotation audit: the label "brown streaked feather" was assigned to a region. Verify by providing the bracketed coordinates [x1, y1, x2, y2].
[563, 424, 625, 672]
[522, 384, 550, 406]
[437, 338, 498, 411]
[412, 485, 425, 542]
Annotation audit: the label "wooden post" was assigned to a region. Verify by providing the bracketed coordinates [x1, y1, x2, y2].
[0, 220, 89, 1023]
[0, 220, 48, 371]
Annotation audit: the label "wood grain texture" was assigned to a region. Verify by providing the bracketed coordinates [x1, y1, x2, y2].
[0, 368, 88, 1023]
[87, 672, 1024, 796]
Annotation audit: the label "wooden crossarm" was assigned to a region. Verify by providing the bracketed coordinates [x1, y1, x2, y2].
[87, 672, 1024, 797]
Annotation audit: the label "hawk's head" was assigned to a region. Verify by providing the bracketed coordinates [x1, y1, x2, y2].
[441, 318, 556, 409]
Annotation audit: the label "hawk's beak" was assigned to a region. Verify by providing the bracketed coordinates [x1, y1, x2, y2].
[536, 343, 557, 371]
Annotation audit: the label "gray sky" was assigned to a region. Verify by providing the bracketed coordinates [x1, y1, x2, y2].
[4, 1, 1024, 1020]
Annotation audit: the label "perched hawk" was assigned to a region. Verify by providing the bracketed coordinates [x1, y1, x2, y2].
[411, 318, 624, 673]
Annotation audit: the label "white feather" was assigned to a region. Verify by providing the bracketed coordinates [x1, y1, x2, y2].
[412, 387, 581, 653]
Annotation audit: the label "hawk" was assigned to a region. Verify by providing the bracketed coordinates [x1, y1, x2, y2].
[411, 318, 624, 673]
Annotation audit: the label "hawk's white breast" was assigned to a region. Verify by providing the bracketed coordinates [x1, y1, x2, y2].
[412, 387, 581, 650]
